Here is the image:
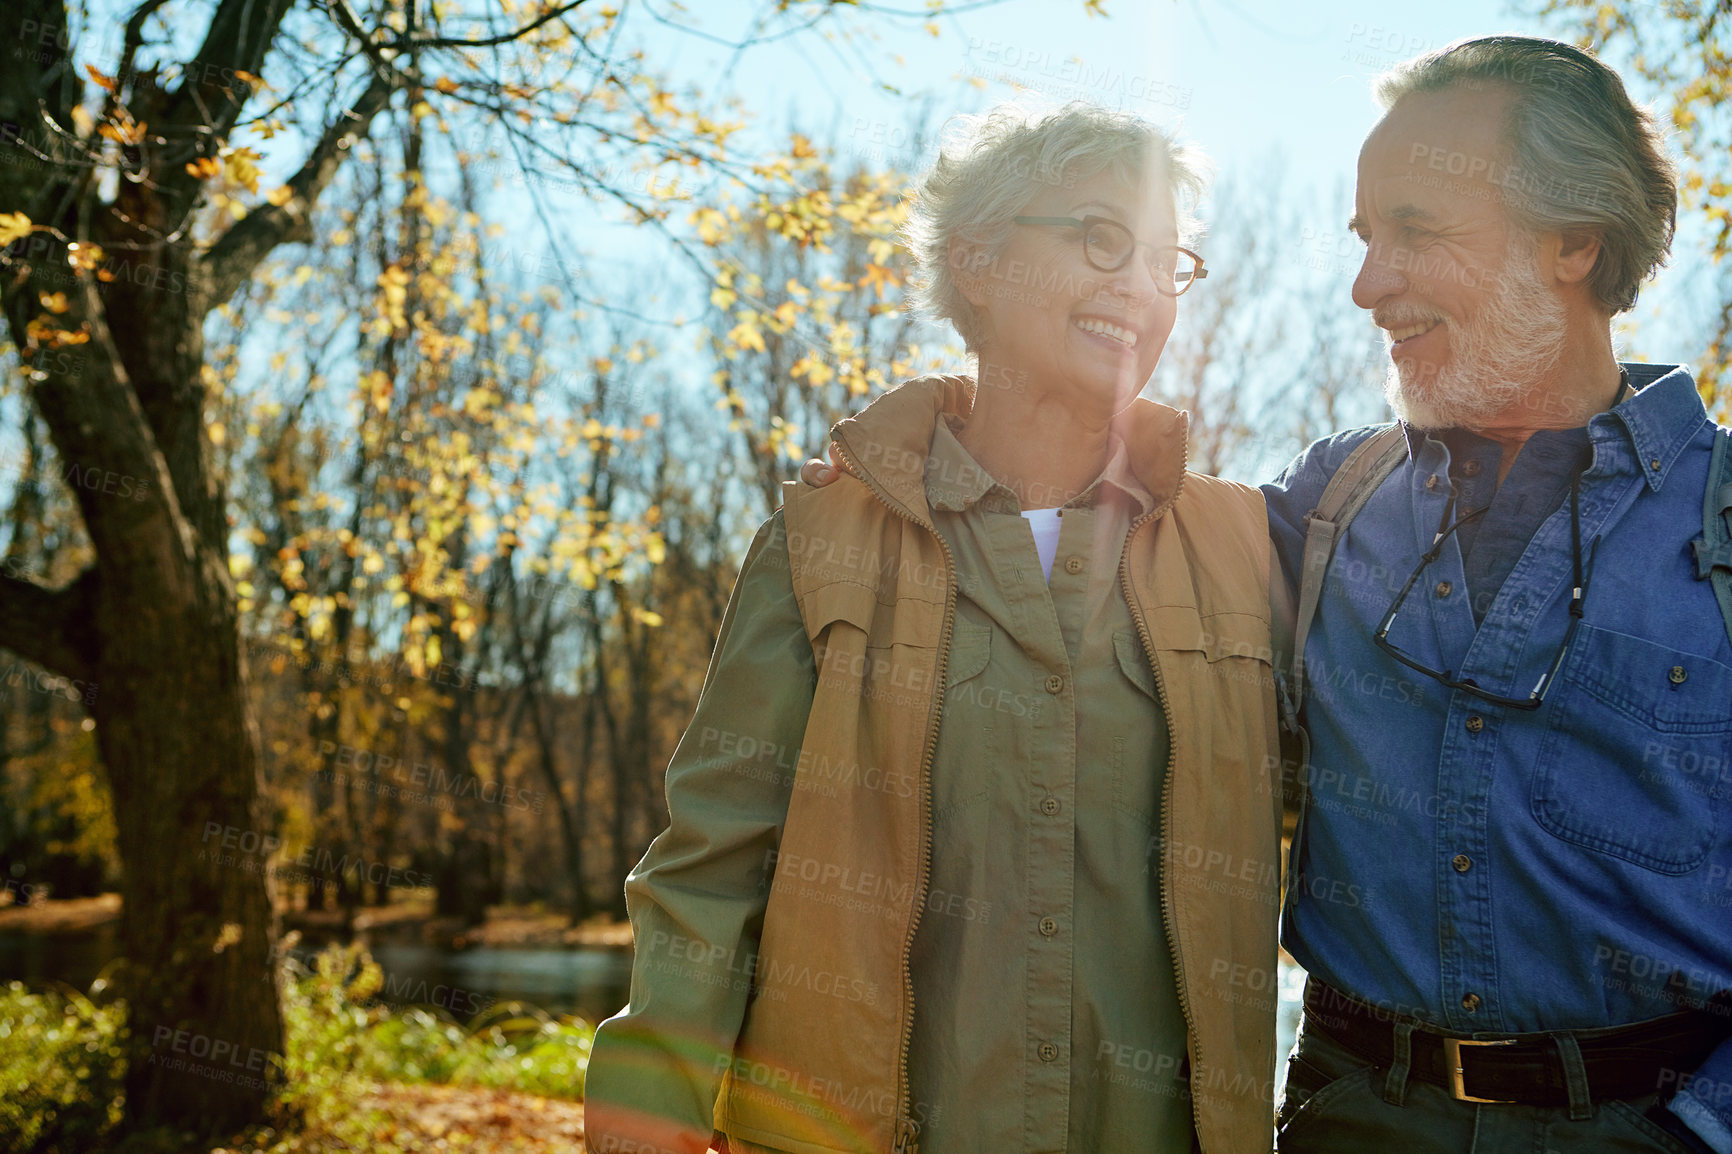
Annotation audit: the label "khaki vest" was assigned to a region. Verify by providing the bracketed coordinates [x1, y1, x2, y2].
[716, 376, 1284, 1154]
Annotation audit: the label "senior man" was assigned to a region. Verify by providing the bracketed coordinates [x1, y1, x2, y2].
[1262, 35, 1732, 1154]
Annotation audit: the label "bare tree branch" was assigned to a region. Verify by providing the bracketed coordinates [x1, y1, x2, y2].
[394, 0, 590, 50]
[0, 566, 100, 684]
[200, 71, 399, 309]
[322, 0, 411, 84]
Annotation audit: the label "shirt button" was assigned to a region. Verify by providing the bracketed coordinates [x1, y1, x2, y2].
[1452, 854, 1473, 873]
[1461, 992, 1482, 1013]
[1425, 473, 1440, 491]
[1045, 674, 1064, 694]
[1465, 715, 1484, 734]
[1038, 1042, 1059, 1062]
[1461, 460, 1482, 478]
[1040, 796, 1061, 816]
[1670, 665, 1688, 685]
[1039, 916, 1058, 937]
[1435, 581, 1452, 598]
[1064, 556, 1083, 575]
[1651, 458, 1663, 471]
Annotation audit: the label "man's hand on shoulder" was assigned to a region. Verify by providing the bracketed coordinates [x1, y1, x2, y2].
[798, 442, 852, 488]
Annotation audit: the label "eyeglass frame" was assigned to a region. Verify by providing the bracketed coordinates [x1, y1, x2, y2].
[1372, 472, 1595, 711]
[1011, 215, 1208, 295]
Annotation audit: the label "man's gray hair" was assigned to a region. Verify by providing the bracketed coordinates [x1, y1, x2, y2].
[902, 102, 1205, 351]
[1375, 34, 1676, 315]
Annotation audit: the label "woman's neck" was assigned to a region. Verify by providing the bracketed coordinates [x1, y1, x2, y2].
[958, 361, 1119, 510]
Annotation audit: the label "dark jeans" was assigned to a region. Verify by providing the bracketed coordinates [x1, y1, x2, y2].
[1276, 1015, 1712, 1154]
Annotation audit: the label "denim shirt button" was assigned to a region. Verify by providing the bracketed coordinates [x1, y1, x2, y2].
[1465, 715, 1484, 734]
[1461, 992, 1481, 1012]
[1452, 854, 1473, 873]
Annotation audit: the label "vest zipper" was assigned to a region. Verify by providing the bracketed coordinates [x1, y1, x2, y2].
[832, 434, 949, 1154]
[1117, 492, 1202, 1140]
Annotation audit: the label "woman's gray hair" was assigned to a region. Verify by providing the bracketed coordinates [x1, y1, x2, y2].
[902, 101, 1206, 351]
[1374, 35, 1676, 315]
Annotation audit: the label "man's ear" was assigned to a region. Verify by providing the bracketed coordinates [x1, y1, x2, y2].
[1551, 228, 1602, 287]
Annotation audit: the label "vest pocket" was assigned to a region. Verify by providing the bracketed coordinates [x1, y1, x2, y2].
[1530, 624, 1729, 874]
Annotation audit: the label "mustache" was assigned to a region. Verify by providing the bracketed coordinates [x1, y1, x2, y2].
[1373, 308, 1446, 332]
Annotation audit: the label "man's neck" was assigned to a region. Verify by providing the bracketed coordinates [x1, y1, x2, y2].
[1464, 334, 1622, 484]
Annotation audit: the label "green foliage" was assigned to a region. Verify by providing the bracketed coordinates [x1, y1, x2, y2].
[0, 944, 594, 1152]
[282, 943, 594, 1102]
[0, 979, 127, 1152]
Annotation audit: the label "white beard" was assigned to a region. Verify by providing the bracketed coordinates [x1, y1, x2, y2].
[1382, 236, 1568, 431]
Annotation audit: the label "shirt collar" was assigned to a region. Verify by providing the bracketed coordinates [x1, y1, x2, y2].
[925, 414, 1155, 515]
[1597, 362, 1707, 492]
[1396, 362, 1706, 492]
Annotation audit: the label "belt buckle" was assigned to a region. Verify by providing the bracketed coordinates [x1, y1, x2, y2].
[1442, 1036, 1518, 1104]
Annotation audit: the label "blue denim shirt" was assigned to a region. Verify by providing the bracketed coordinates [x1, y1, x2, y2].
[1263, 364, 1732, 1133]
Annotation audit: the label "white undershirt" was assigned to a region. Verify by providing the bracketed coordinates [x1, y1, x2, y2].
[1021, 507, 1062, 583]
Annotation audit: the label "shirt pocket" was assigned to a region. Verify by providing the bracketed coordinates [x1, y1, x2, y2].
[1530, 623, 1731, 874]
[937, 621, 1008, 762]
[1113, 629, 1162, 825]
[945, 621, 992, 690]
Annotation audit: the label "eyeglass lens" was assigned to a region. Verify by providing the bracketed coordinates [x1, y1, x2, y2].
[1082, 220, 1197, 291]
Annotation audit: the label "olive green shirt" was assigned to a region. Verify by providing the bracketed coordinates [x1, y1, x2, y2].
[908, 417, 1190, 1154]
[587, 415, 1191, 1154]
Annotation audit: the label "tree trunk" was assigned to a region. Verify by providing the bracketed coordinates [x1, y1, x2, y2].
[95, 562, 286, 1133]
[0, 0, 393, 1133]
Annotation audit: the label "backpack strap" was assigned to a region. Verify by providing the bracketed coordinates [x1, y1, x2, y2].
[1690, 424, 1732, 651]
[1279, 424, 1408, 733]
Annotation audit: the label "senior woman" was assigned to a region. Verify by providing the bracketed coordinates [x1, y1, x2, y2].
[584, 102, 1285, 1154]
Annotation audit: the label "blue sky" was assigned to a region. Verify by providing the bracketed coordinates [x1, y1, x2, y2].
[612, 0, 1708, 367]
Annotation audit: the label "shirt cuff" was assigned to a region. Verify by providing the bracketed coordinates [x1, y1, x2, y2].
[1671, 1094, 1732, 1154]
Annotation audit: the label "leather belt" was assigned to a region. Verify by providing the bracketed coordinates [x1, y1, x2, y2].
[1303, 979, 1732, 1107]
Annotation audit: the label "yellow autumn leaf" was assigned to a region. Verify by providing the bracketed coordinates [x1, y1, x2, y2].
[66, 242, 104, 271]
[0, 212, 34, 246]
[728, 314, 766, 354]
[376, 265, 410, 332]
[223, 147, 264, 194]
[265, 186, 294, 207]
[858, 262, 899, 299]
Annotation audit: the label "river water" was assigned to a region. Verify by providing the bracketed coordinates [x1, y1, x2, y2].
[0, 922, 1303, 1090]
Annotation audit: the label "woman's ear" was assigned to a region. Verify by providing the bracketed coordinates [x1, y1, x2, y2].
[951, 237, 989, 307]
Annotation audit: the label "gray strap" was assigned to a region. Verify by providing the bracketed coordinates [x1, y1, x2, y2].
[1285, 425, 1408, 720]
[1693, 424, 1732, 651]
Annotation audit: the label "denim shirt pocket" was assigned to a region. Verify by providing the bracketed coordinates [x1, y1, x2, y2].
[1531, 623, 1731, 874]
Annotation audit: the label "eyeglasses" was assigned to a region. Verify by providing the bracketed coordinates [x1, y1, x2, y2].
[1373, 472, 1593, 710]
[1011, 215, 1208, 296]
